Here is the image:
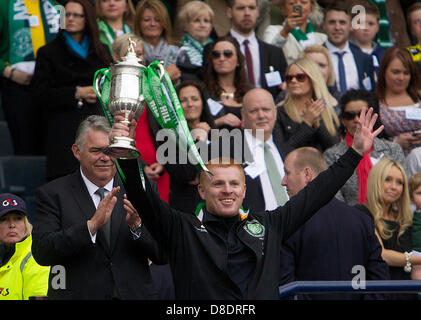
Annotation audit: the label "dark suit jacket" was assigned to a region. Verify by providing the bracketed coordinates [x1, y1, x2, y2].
[31, 171, 166, 300]
[276, 106, 340, 152]
[349, 42, 376, 92]
[324, 41, 376, 93]
[202, 33, 287, 98]
[279, 198, 390, 300]
[242, 130, 293, 213]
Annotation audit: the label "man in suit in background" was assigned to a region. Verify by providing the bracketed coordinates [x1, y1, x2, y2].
[323, 3, 376, 94]
[31, 115, 166, 299]
[240, 88, 292, 212]
[279, 147, 390, 300]
[202, 0, 287, 99]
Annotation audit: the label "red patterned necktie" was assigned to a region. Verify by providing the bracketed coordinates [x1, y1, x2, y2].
[243, 39, 255, 86]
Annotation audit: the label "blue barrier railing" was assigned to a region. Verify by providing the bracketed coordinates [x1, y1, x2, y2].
[279, 280, 421, 299]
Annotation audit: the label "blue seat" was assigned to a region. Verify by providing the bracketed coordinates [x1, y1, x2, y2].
[0, 156, 46, 222]
[0, 121, 14, 156]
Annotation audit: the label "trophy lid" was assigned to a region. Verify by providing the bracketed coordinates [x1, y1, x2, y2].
[115, 38, 144, 68]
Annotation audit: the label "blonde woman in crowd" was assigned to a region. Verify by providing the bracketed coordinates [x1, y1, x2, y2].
[276, 57, 340, 151]
[302, 45, 341, 115]
[356, 158, 421, 299]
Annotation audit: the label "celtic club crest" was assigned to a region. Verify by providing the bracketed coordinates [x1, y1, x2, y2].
[12, 29, 33, 58]
[244, 220, 265, 238]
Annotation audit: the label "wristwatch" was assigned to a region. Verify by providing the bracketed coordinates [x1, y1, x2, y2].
[131, 223, 142, 238]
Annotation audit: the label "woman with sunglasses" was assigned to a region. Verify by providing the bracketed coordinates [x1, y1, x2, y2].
[204, 36, 250, 130]
[376, 46, 421, 155]
[134, 0, 181, 82]
[356, 158, 421, 300]
[302, 45, 341, 116]
[324, 89, 406, 206]
[276, 58, 340, 152]
[95, 0, 136, 55]
[32, 0, 112, 181]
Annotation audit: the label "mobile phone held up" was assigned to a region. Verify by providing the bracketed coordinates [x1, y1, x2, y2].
[412, 130, 421, 136]
[292, 4, 302, 17]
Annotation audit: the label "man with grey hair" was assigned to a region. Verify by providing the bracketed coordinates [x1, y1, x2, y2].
[280, 146, 390, 300]
[31, 115, 167, 299]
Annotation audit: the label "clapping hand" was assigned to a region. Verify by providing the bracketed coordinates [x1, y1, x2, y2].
[351, 107, 384, 156]
[124, 194, 141, 231]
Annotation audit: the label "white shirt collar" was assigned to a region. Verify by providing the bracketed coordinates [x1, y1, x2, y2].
[325, 39, 351, 54]
[80, 167, 114, 197]
[230, 28, 257, 46]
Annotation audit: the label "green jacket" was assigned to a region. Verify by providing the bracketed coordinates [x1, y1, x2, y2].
[0, 235, 50, 300]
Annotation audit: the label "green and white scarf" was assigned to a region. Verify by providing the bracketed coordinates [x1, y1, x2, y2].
[97, 18, 132, 54]
[180, 32, 213, 67]
[9, 0, 60, 64]
[290, 20, 316, 50]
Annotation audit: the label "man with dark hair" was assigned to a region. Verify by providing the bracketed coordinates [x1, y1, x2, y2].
[111, 106, 384, 299]
[203, 0, 287, 99]
[323, 3, 375, 93]
[280, 147, 390, 299]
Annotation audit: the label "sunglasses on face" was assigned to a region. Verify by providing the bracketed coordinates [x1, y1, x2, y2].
[284, 73, 308, 83]
[341, 110, 362, 120]
[210, 50, 234, 59]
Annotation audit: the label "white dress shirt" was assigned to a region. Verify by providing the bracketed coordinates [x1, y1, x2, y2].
[230, 29, 261, 88]
[325, 40, 360, 92]
[80, 168, 114, 243]
[244, 130, 288, 211]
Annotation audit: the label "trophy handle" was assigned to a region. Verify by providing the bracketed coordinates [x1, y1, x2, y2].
[158, 61, 165, 80]
[93, 68, 109, 102]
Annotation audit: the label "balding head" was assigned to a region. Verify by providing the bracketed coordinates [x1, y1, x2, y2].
[241, 88, 277, 141]
[281, 147, 328, 197]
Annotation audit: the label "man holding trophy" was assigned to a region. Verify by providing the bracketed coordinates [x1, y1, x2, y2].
[96, 38, 385, 300]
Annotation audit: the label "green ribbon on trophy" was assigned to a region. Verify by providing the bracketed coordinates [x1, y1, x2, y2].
[93, 59, 210, 185]
[142, 61, 209, 173]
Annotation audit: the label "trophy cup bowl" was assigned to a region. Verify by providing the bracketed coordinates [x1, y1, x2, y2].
[96, 39, 146, 159]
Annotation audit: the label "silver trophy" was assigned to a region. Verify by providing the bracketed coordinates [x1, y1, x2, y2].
[94, 38, 146, 159]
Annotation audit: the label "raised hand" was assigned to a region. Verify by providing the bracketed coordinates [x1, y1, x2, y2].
[351, 107, 384, 156]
